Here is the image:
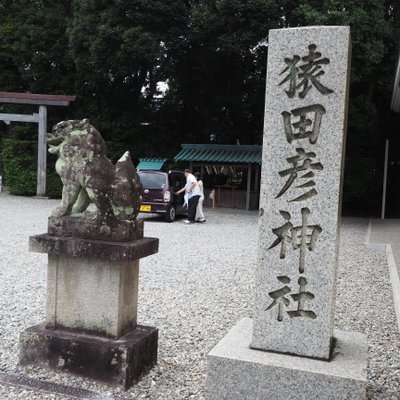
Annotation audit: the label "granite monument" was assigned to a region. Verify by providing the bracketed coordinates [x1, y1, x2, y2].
[207, 26, 368, 400]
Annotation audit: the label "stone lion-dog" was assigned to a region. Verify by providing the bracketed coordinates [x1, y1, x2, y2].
[47, 118, 142, 220]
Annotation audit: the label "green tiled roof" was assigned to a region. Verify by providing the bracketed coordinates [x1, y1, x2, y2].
[136, 158, 166, 170]
[174, 144, 262, 164]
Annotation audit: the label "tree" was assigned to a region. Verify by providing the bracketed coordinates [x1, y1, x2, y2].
[166, 0, 293, 144]
[291, 0, 399, 213]
[0, 0, 74, 94]
[69, 0, 191, 149]
[292, 0, 396, 138]
[0, 0, 399, 211]
[0, 0, 76, 133]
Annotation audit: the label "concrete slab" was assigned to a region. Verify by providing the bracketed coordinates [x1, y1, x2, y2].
[207, 318, 367, 400]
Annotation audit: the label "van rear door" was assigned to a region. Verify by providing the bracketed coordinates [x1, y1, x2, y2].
[138, 172, 168, 211]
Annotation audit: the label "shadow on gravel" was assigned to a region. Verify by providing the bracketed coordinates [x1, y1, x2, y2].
[138, 214, 187, 223]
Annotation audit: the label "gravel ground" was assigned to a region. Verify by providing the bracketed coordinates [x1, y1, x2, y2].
[0, 192, 399, 399]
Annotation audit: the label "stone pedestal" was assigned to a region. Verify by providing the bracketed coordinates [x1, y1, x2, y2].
[20, 324, 158, 389]
[19, 216, 159, 389]
[207, 319, 367, 400]
[45, 256, 140, 337]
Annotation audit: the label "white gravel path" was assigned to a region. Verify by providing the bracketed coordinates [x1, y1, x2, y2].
[0, 192, 399, 399]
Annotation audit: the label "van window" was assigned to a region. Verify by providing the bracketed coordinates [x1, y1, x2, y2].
[138, 172, 166, 189]
[168, 173, 182, 190]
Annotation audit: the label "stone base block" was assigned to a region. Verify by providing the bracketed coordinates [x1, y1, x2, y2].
[47, 215, 144, 242]
[45, 256, 140, 338]
[29, 234, 158, 261]
[19, 323, 158, 390]
[207, 318, 367, 400]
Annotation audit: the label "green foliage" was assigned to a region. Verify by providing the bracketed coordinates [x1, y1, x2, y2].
[8, 124, 38, 140]
[46, 153, 63, 198]
[46, 168, 63, 198]
[290, 0, 398, 214]
[69, 0, 190, 144]
[0, 0, 75, 94]
[105, 141, 133, 164]
[167, 0, 288, 144]
[0, 138, 63, 198]
[0, 0, 398, 213]
[1, 138, 37, 195]
[342, 157, 382, 215]
[293, 0, 393, 82]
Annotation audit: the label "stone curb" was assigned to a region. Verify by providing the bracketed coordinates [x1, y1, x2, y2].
[365, 219, 400, 331]
[0, 371, 120, 399]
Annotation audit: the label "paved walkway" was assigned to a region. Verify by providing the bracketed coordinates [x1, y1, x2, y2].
[367, 219, 400, 330]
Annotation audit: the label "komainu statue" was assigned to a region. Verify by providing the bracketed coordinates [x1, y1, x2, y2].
[47, 119, 142, 220]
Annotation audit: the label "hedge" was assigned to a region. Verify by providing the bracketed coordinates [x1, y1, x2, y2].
[1, 139, 38, 196]
[0, 138, 62, 197]
[0, 139, 133, 198]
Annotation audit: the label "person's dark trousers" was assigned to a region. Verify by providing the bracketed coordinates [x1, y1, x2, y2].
[188, 195, 200, 222]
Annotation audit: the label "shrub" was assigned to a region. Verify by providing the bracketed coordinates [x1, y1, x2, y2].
[1, 139, 37, 195]
[46, 155, 63, 198]
[0, 138, 62, 198]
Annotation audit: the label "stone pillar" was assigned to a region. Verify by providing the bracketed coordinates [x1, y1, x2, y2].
[206, 26, 367, 400]
[37, 105, 47, 197]
[19, 216, 159, 389]
[252, 25, 350, 360]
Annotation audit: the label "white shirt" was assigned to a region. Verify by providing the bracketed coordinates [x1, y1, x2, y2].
[185, 173, 200, 198]
[197, 180, 204, 199]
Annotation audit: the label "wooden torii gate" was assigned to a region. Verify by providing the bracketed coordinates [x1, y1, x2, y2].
[0, 91, 76, 196]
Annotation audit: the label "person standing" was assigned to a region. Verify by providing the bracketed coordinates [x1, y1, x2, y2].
[175, 169, 200, 224]
[194, 172, 206, 222]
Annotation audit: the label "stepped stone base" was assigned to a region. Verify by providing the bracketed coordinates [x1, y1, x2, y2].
[207, 318, 367, 400]
[47, 215, 144, 242]
[29, 234, 158, 262]
[20, 323, 158, 389]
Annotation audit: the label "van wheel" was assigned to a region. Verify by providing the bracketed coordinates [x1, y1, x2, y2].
[165, 206, 176, 222]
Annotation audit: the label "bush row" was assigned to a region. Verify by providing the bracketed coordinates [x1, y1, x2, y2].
[0, 138, 62, 197]
[0, 138, 133, 198]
